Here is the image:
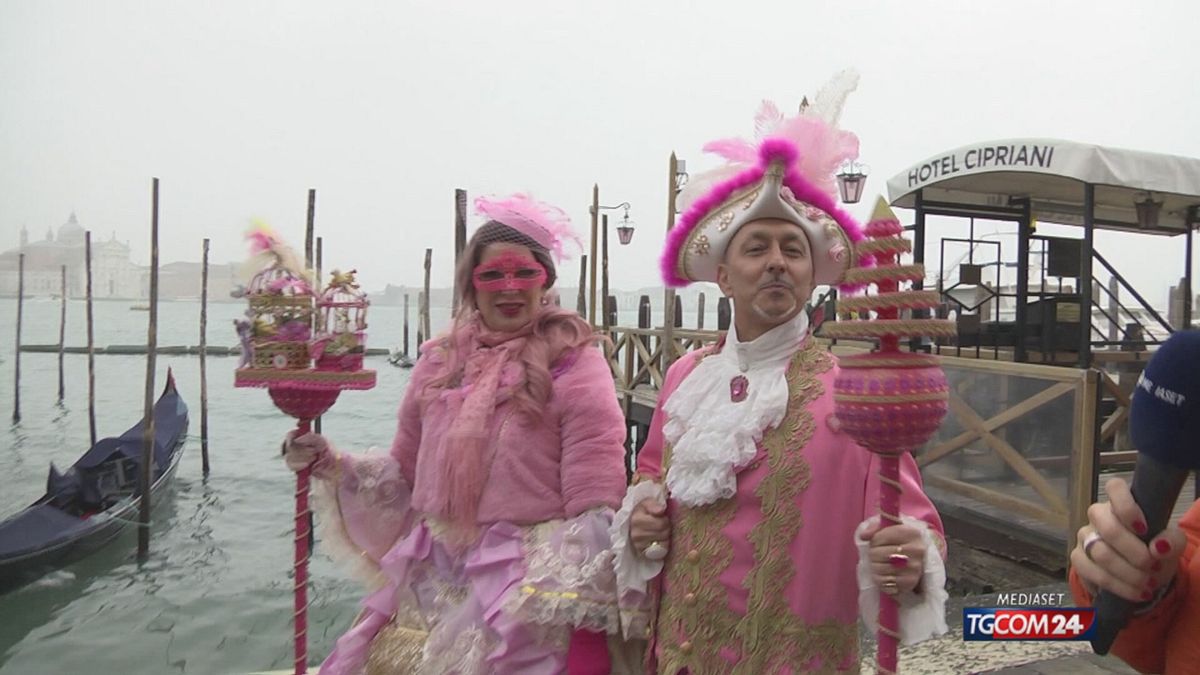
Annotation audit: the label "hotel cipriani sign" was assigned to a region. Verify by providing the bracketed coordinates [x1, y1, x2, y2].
[903, 142, 1057, 190]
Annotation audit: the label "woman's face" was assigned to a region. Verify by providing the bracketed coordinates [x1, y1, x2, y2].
[472, 243, 547, 332]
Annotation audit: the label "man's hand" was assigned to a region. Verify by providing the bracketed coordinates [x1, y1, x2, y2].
[860, 522, 927, 595]
[629, 499, 671, 557]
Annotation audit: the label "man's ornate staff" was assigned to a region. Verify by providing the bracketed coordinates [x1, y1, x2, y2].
[233, 227, 375, 675]
[822, 198, 955, 674]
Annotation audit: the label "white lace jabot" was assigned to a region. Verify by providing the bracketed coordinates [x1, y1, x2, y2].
[663, 311, 809, 507]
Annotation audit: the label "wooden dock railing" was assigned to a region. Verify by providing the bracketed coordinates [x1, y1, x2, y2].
[603, 319, 1120, 564]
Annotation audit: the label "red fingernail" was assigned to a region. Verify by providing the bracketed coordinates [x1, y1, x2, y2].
[1133, 521, 1148, 536]
[1142, 590, 1153, 601]
[1155, 540, 1171, 555]
[1152, 561, 1163, 572]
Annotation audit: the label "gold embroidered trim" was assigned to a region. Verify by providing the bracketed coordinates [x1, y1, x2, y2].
[841, 264, 925, 285]
[819, 319, 958, 339]
[836, 290, 942, 315]
[833, 391, 949, 404]
[854, 236, 913, 256]
[825, 353, 942, 369]
[656, 341, 859, 673]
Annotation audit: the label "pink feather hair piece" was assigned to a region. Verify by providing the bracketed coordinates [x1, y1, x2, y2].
[474, 193, 583, 262]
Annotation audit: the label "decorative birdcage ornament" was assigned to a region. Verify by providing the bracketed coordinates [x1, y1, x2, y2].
[244, 264, 314, 370]
[233, 223, 375, 674]
[313, 269, 369, 372]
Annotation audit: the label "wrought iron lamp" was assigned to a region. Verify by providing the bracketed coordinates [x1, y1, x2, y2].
[1135, 192, 1162, 230]
[837, 161, 869, 204]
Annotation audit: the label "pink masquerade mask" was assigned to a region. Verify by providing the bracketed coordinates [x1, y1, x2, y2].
[472, 253, 547, 292]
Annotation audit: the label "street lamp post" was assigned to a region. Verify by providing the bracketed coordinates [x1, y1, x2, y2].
[663, 153, 689, 369]
[595, 201, 634, 330]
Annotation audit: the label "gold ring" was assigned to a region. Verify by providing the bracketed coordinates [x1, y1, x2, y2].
[644, 541, 669, 561]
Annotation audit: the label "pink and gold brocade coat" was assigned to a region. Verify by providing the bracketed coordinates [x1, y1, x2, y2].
[634, 338, 946, 674]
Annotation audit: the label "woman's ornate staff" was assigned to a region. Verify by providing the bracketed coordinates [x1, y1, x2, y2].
[233, 226, 375, 675]
[823, 198, 955, 674]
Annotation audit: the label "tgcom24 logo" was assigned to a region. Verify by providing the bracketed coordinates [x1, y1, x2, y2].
[962, 608, 1097, 641]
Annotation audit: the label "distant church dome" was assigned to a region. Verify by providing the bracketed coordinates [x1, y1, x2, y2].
[58, 212, 85, 245]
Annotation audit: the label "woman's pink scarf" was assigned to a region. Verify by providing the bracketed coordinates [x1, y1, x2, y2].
[427, 314, 533, 529]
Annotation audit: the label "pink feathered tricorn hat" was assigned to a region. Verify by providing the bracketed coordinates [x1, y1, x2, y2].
[660, 89, 869, 290]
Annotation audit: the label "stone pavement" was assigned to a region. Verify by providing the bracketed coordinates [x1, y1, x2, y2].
[858, 582, 1138, 675]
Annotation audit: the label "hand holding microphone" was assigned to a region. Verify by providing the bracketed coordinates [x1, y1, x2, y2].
[1081, 330, 1200, 655]
[1072, 476, 1186, 603]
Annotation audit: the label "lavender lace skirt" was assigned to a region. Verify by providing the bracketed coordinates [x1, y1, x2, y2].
[319, 510, 618, 675]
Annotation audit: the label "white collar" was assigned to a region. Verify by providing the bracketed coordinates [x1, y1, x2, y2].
[663, 310, 809, 507]
[725, 311, 810, 372]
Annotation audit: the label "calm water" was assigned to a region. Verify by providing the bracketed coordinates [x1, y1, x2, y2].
[0, 297, 437, 674]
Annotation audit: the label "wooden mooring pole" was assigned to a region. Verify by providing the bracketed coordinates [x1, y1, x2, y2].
[453, 189, 467, 314]
[85, 232, 97, 446]
[637, 295, 651, 385]
[304, 189, 316, 272]
[314, 235, 323, 436]
[601, 214, 610, 333]
[697, 292, 706, 330]
[12, 253, 24, 424]
[58, 264, 67, 402]
[200, 238, 211, 476]
[403, 293, 410, 355]
[577, 255, 588, 316]
[422, 248, 432, 338]
[662, 153, 679, 368]
[138, 177, 161, 560]
[589, 185, 599, 326]
[316, 237, 323, 295]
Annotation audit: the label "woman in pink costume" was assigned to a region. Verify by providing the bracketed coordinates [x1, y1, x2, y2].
[284, 194, 627, 674]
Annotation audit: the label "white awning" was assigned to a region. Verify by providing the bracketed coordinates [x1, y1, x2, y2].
[886, 139, 1200, 234]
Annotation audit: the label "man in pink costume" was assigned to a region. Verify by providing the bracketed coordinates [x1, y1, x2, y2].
[610, 93, 949, 673]
[284, 194, 627, 674]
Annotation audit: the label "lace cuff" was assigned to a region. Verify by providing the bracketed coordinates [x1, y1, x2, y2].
[503, 507, 621, 633]
[312, 450, 414, 585]
[855, 514, 949, 645]
[609, 480, 666, 639]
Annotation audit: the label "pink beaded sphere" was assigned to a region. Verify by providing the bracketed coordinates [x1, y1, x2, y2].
[833, 352, 949, 456]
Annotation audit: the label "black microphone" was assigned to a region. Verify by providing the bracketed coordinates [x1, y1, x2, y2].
[1091, 330, 1200, 655]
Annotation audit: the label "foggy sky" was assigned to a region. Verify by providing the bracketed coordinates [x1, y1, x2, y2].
[2, 0, 1198, 303]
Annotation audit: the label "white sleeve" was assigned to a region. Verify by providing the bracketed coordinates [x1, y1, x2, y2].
[608, 480, 666, 639]
[855, 514, 949, 645]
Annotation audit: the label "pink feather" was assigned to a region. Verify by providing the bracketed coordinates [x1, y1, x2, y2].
[701, 137, 758, 165]
[754, 100, 784, 138]
[474, 193, 583, 261]
[772, 117, 860, 196]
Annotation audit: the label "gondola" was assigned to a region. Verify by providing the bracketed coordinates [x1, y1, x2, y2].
[0, 371, 189, 594]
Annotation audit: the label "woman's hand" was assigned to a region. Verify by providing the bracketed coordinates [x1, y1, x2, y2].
[281, 431, 337, 478]
[1071, 477, 1186, 603]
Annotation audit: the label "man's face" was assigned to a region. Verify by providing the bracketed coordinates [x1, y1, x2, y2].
[716, 218, 815, 334]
